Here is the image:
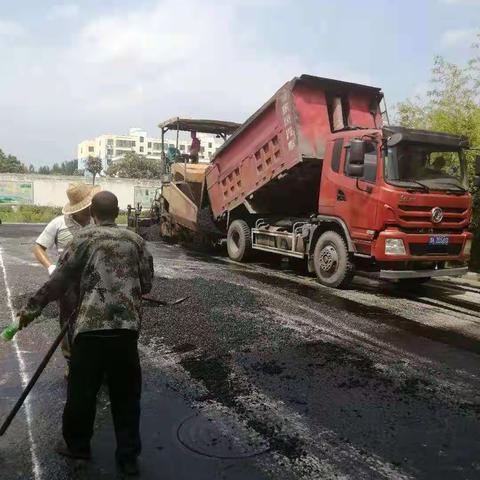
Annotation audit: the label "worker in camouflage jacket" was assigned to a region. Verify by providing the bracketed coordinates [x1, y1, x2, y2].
[18, 191, 154, 476]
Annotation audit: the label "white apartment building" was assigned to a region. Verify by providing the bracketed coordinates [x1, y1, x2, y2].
[77, 128, 224, 171]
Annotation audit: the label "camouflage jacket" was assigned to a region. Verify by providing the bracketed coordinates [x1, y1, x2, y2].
[25, 224, 154, 338]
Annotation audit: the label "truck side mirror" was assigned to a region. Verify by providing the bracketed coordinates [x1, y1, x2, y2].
[347, 139, 365, 177]
[350, 139, 366, 164]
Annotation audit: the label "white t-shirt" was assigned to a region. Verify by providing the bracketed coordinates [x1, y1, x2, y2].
[36, 215, 84, 254]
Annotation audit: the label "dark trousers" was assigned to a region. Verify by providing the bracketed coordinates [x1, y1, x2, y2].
[63, 330, 142, 460]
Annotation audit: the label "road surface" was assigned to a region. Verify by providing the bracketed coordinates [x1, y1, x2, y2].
[1, 224, 479, 480]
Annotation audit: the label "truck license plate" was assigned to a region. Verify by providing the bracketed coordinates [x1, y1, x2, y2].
[429, 235, 449, 246]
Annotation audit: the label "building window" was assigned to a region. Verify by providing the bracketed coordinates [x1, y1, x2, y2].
[153, 142, 161, 150]
[116, 140, 135, 148]
[148, 142, 152, 148]
[140, 146, 144, 153]
[200, 146, 205, 153]
[140, 136, 144, 142]
[208, 142, 212, 148]
[88, 146, 94, 152]
[179, 145, 185, 151]
[107, 139, 114, 146]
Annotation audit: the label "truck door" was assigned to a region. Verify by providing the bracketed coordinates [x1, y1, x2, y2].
[336, 140, 379, 247]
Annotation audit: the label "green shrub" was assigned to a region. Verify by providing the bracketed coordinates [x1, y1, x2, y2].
[0, 205, 128, 224]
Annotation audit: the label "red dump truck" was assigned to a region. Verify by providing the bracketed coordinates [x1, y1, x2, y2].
[135, 75, 477, 288]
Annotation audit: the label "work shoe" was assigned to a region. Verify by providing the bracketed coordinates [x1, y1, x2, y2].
[117, 457, 139, 476]
[55, 441, 91, 460]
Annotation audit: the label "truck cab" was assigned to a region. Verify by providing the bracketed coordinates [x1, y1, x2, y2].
[318, 126, 472, 285]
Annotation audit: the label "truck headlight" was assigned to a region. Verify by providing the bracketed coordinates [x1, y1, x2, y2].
[385, 238, 406, 256]
[464, 239, 472, 256]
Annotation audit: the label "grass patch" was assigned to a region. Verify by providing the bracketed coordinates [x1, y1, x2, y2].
[0, 205, 128, 224]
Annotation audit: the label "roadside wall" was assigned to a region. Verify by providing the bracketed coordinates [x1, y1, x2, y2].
[0, 174, 161, 209]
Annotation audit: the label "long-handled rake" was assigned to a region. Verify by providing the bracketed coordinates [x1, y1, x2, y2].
[0, 295, 188, 436]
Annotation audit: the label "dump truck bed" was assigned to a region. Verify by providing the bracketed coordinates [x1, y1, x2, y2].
[205, 74, 383, 219]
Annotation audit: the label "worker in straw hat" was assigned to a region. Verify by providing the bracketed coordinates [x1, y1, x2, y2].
[33, 183, 100, 371]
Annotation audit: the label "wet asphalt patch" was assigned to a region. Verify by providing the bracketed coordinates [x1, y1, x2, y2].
[179, 353, 306, 461]
[236, 268, 480, 355]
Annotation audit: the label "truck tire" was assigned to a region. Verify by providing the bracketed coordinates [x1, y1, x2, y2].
[227, 220, 252, 262]
[313, 231, 354, 288]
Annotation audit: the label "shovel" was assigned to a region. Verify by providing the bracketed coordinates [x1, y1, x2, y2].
[0, 295, 189, 437]
[142, 295, 189, 306]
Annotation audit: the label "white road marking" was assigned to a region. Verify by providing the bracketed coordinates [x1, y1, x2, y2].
[0, 248, 42, 480]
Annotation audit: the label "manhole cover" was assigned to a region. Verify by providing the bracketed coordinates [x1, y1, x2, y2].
[177, 413, 270, 459]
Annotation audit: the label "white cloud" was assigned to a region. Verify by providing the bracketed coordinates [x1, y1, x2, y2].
[0, 19, 26, 37]
[0, 0, 371, 165]
[441, 28, 478, 46]
[47, 3, 79, 20]
[71, 0, 370, 113]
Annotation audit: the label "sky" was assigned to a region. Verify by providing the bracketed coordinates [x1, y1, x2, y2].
[0, 0, 479, 167]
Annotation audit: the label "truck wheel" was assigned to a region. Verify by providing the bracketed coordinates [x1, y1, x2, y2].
[227, 220, 252, 262]
[313, 231, 354, 288]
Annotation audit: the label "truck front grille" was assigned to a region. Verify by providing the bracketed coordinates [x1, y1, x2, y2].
[398, 205, 467, 214]
[397, 205, 468, 226]
[399, 216, 464, 223]
[409, 243, 462, 256]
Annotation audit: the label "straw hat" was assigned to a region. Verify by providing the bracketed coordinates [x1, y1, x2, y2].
[62, 183, 101, 215]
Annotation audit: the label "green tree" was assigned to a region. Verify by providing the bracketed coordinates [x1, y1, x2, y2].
[397, 36, 480, 270]
[106, 152, 162, 179]
[397, 56, 480, 149]
[0, 148, 27, 173]
[62, 159, 79, 175]
[35, 159, 81, 176]
[85, 156, 103, 185]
